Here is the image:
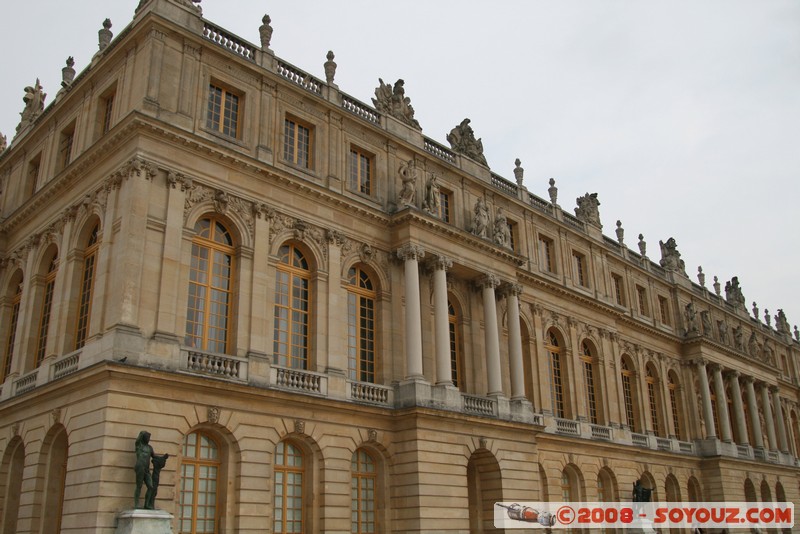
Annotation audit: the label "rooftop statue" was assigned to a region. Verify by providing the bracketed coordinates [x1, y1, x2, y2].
[17, 79, 46, 134]
[724, 277, 746, 309]
[574, 192, 601, 228]
[372, 78, 421, 130]
[446, 118, 488, 166]
[659, 237, 686, 274]
[775, 309, 790, 335]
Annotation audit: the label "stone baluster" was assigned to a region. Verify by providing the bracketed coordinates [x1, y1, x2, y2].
[397, 244, 425, 380]
[725, 370, 748, 445]
[711, 364, 732, 442]
[743, 377, 764, 450]
[430, 256, 453, 386]
[478, 274, 503, 396]
[501, 283, 525, 400]
[696, 359, 716, 439]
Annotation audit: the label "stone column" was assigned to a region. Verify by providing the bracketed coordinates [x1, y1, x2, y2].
[396, 244, 425, 380]
[743, 377, 764, 450]
[501, 283, 525, 400]
[760, 383, 778, 451]
[696, 360, 716, 439]
[771, 386, 789, 453]
[726, 370, 748, 445]
[478, 274, 503, 396]
[431, 256, 453, 386]
[711, 364, 732, 442]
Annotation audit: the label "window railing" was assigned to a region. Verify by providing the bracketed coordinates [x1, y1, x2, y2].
[631, 432, 649, 447]
[52, 351, 81, 379]
[656, 437, 672, 451]
[555, 418, 579, 436]
[276, 60, 323, 95]
[184, 349, 247, 381]
[202, 21, 256, 61]
[349, 381, 392, 405]
[677, 440, 694, 454]
[737, 444, 751, 458]
[462, 394, 495, 416]
[341, 94, 379, 124]
[273, 366, 325, 395]
[14, 371, 38, 395]
[590, 424, 612, 441]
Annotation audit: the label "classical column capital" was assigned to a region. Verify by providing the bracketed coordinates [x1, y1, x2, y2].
[396, 243, 425, 262]
[723, 369, 740, 380]
[498, 282, 523, 299]
[693, 357, 708, 368]
[769, 384, 779, 394]
[707, 362, 722, 373]
[425, 254, 453, 271]
[476, 273, 500, 290]
[740, 375, 755, 385]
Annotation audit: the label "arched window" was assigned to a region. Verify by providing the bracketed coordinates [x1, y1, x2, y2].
[687, 476, 702, 502]
[274, 440, 305, 534]
[36, 254, 58, 367]
[580, 341, 599, 424]
[273, 244, 310, 369]
[448, 300, 462, 388]
[665, 474, 681, 502]
[2, 275, 23, 382]
[179, 431, 220, 534]
[185, 218, 234, 354]
[351, 449, 376, 534]
[744, 478, 757, 503]
[0, 438, 25, 533]
[561, 466, 582, 501]
[41, 427, 68, 534]
[75, 223, 100, 349]
[668, 372, 683, 439]
[347, 267, 376, 383]
[621, 357, 638, 432]
[760, 479, 771, 503]
[645, 366, 662, 436]
[546, 330, 565, 418]
[596, 468, 615, 502]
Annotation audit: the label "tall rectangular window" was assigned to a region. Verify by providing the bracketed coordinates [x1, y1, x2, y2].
[75, 224, 100, 350]
[36, 256, 58, 367]
[207, 83, 240, 138]
[507, 221, 518, 252]
[611, 273, 625, 306]
[658, 295, 670, 325]
[438, 189, 451, 222]
[539, 235, 555, 273]
[101, 92, 115, 135]
[347, 267, 376, 383]
[573, 251, 587, 287]
[350, 148, 372, 196]
[284, 117, 312, 168]
[2, 281, 22, 382]
[26, 153, 41, 198]
[58, 123, 76, 171]
[636, 285, 649, 317]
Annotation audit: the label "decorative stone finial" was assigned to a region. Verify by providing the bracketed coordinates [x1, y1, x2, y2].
[752, 302, 759, 321]
[547, 178, 558, 205]
[16, 79, 46, 134]
[323, 50, 336, 85]
[764, 309, 771, 327]
[259, 14, 273, 50]
[373, 78, 421, 130]
[446, 118, 487, 165]
[697, 266, 705, 287]
[98, 18, 113, 51]
[61, 57, 76, 88]
[713, 276, 721, 296]
[513, 158, 524, 186]
[574, 193, 601, 228]
[615, 220, 624, 245]
[637, 234, 646, 257]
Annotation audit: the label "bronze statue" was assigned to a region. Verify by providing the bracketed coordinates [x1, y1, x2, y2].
[134, 430, 169, 509]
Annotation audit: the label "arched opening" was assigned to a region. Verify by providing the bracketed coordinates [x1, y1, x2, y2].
[545, 329, 569, 419]
[561, 464, 584, 501]
[744, 478, 757, 503]
[620, 355, 640, 433]
[638, 471, 658, 502]
[664, 474, 681, 502]
[596, 467, 617, 502]
[40, 426, 68, 534]
[579, 339, 603, 424]
[273, 242, 312, 369]
[667, 370, 684, 439]
[346, 265, 377, 383]
[467, 449, 502, 533]
[645, 364, 663, 437]
[0, 437, 25, 534]
[687, 476, 702, 502]
[33, 246, 59, 369]
[760, 479, 771, 503]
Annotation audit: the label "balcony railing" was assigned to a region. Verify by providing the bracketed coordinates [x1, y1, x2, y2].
[341, 95, 379, 124]
[555, 418, 579, 436]
[423, 137, 456, 165]
[52, 351, 80, 379]
[631, 432, 649, 447]
[656, 437, 672, 451]
[14, 371, 37, 396]
[349, 381, 392, 406]
[677, 441, 694, 454]
[202, 21, 256, 61]
[184, 350, 247, 381]
[276, 60, 323, 95]
[590, 424, 612, 441]
[273, 367, 326, 395]
[462, 394, 495, 416]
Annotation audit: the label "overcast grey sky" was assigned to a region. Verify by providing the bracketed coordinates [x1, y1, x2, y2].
[2, 1, 799, 328]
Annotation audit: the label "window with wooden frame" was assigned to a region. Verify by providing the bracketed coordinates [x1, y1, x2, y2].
[506, 220, 518, 252]
[646, 366, 662, 436]
[349, 147, 373, 196]
[2, 277, 23, 382]
[709, 380, 720, 439]
[611, 273, 625, 306]
[580, 341, 599, 424]
[658, 295, 671, 326]
[538, 235, 555, 273]
[273, 244, 311, 370]
[572, 251, 588, 287]
[284, 116, 313, 169]
[26, 152, 41, 198]
[274, 440, 305, 534]
[96, 85, 116, 138]
[437, 188, 452, 223]
[448, 300, 462, 388]
[621, 358, 638, 432]
[179, 431, 220, 534]
[58, 122, 76, 171]
[636, 285, 649, 317]
[668, 373, 682, 439]
[546, 330, 566, 418]
[347, 266, 376, 383]
[185, 217, 235, 354]
[206, 83, 240, 138]
[351, 449, 377, 534]
[75, 223, 100, 350]
[36, 254, 58, 367]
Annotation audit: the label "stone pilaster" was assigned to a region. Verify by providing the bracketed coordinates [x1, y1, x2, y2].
[396, 244, 425, 380]
[477, 274, 503, 397]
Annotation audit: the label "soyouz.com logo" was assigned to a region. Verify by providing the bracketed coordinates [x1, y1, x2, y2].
[494, 502, 794, 529]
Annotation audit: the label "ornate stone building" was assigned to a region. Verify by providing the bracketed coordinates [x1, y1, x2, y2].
[0, 1, 798, 533]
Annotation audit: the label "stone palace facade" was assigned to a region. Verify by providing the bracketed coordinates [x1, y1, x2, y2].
[0, 1, 798, 532]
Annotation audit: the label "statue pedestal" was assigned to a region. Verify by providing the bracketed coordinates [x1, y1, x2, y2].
[116, 509, 174, 534]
